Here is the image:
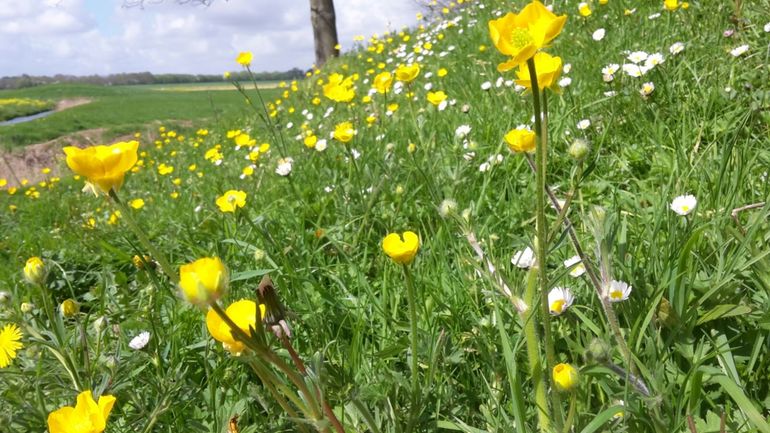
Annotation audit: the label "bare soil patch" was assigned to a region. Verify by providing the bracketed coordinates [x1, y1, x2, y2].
[55, 98, 92, 111]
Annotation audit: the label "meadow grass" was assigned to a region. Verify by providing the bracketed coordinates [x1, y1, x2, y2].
[1, 0, 770, 432]
[0, 83, 280, 148]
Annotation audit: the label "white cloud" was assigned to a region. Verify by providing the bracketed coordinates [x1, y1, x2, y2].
[0, 0, 421, 76]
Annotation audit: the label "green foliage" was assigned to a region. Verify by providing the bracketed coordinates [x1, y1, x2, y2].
[1, 0, 770, 432]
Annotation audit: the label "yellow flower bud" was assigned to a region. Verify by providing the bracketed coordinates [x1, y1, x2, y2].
[23, 257, 46, 285]
[60, 299, 80, 318]
[553, 363, 579, 392]
[179, 257, 228, 306]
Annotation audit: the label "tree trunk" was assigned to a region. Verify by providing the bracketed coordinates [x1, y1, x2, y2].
[309, 0, 339, 67]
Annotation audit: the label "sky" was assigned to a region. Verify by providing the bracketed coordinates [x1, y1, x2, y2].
[0, 0, 422, 77]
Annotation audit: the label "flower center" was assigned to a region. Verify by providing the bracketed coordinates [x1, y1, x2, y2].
[681, 205, 689, 212]
[610, 290, 623, 300]
[550, 299, 565, 313]
[509, 27, 533, 51]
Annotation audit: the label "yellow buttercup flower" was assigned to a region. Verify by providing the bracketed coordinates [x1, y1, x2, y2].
[129, 198, 145, 210]
[304, 134, 318, 148]
[63, 141, 139, 194]
[488, 0, 567, 72]
[382, 231, 420, 265]
[373, 71, 394, 94]
[215, 190, 247, 213]
[23, 256, 46, 285]
[514, 52, 562, 91]
[179, 257, 228, 306]
[206, 300, 266, 354]
[426, 90, 447, 106]
[0, 323, 23, 368]
[333, 121, 356, 143]
[47, 390, 116, 433]
[395, 63, 420, 83]
[323, 73, 356, 103]
[236, 51, 252, 67]
[664, 0, 679, 11]
[553, 363, 579, 392]
[504, 128, 536, 153]
[578, 2, 592, 17]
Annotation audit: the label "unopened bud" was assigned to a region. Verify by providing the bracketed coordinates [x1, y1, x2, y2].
[553, 363, 580, 392]
[60, 299, 79, 318]
[23, 257, 46, 285]
[253, 248, 266, 262]
[568, 139, 590, 160]
[586, 338, 611, 363]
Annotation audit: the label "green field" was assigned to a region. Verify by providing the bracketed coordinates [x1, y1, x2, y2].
[0, 83, 280, 148]
[1, 1, 770, 433]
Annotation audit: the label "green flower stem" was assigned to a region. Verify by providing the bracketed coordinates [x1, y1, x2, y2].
[523, 267, 549, 432]
[209, 304, 314, 411]
[109, 189, 178, 285]
[536, 175, 641, 382]
[561, 392, 577, 433]
[527, 57, 561, 428]
[280, 336, 347, 433]
[209, 303, 343, 431]
[402, 264, 421, 426]
[247, 358, 312, 431]
[244, 66, 289, 157]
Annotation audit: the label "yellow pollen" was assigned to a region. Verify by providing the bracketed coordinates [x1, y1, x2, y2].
[550, 299, 566, 313]
[509, 27, 533, 50]
[610, 290, 623, 299]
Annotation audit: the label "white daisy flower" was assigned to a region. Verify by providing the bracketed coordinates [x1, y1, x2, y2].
[512, 247, 535, 269]
[315, 139, 327, 152]
[455, 124, 472, 139]
[481, 81, 492, 90]
[669, 42, 685, 55]
[592, 28, 605, 41]
[558, 77, 572, 88]
[730, 44, 749, 57]
[622, 63, 643, 78]
[606, 280, 632, 302]
[548, 287, 575, 315]
[564, 255, 586, 277]
[640, 82, 655, 97]
[644, 53, 665, 68]
[563, 63, 572, 74]
[602, 64, 620, 75]
[627, 51, 649, 64]
[577, 119, 591, 130]
[670, 194, 697, 215]
[275, 157, 294, 176]
[764, 22, 770, 33]
[129, 331, 150, 350]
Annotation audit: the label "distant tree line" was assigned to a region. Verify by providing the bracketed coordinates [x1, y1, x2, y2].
[0, 68, 306, 90]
